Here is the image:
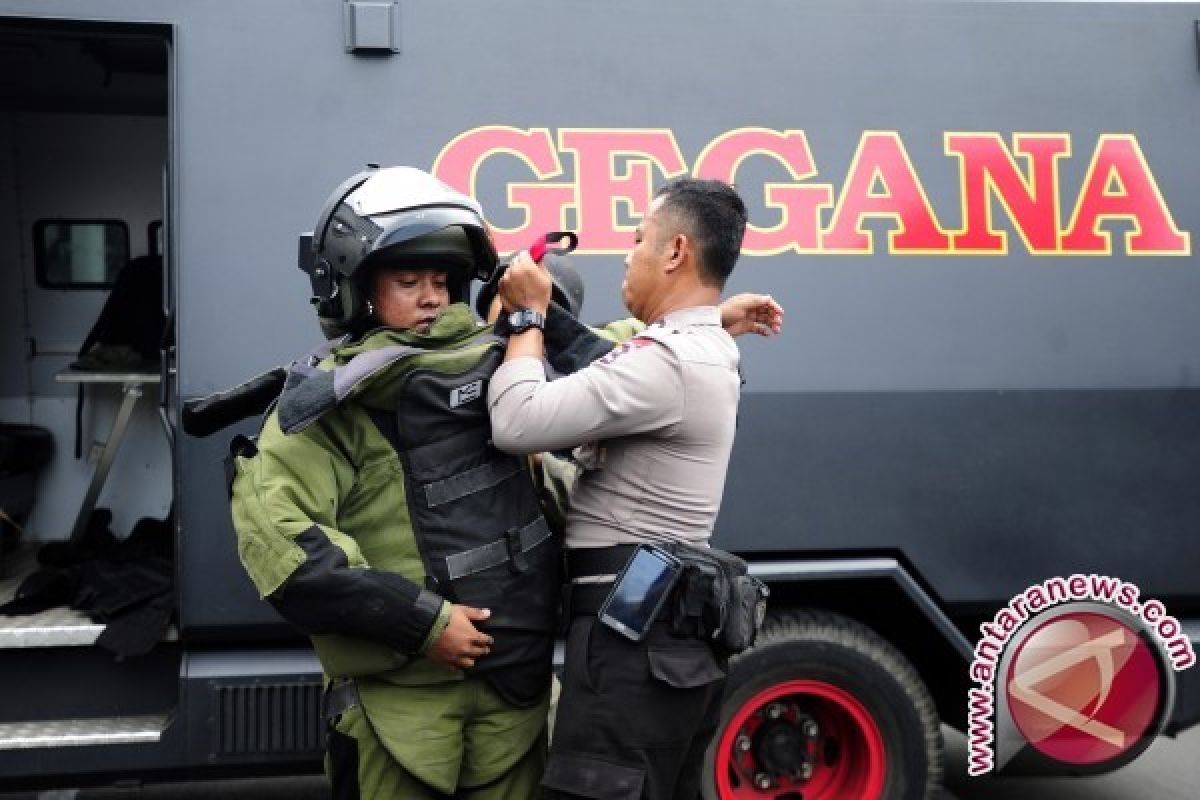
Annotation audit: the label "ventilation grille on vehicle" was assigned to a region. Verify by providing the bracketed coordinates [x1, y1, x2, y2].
[216, 682, 323, 755]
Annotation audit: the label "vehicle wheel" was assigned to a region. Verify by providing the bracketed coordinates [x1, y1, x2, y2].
[702, 609, 943, 800]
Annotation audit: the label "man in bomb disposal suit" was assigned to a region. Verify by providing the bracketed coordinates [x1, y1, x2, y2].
[489, 178, 775, 799]
[229, 166, 780, 798]
[230, 166, 557, 798]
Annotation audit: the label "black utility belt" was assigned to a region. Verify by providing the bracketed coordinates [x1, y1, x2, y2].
[567, 581, 620, 616]
[566, 543, 769, 655]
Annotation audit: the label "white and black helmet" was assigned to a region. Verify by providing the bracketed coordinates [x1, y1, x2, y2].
[299, 165, 497, 337]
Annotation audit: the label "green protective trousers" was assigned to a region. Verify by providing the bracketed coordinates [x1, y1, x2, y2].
[326, 676, 549, 800]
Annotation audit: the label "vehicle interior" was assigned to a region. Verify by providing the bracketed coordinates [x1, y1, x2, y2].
[0, 17, 178, 752]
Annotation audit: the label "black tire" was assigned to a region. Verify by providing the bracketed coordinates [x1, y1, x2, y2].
[702, 609, 943, 799]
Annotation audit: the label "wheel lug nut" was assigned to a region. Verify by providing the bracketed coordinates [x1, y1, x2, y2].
[766, 703, 785, 719]
[754, 773, 773, 790]
[802, 719, 819, 739]
[736, 734, 752, 752]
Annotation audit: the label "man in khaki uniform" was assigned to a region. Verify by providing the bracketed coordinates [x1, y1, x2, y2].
[488, 178, 776, 800]
[231, 166, 778, 799]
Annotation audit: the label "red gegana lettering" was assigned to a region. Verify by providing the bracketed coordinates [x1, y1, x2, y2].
[432, 126, 573, 252]
[558, 129, 688, 253]
[820, 131, 950, 254]
[945, 133, 1069, 254]
[432, 127, 1190, 257]
[693, 128, 833, 254]
[1061, 135, 1190, 256]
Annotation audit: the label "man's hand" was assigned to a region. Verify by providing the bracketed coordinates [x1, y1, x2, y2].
[498, 251, 553, 315]
[426, 604, 494, 671]
[720, 293, 784, 337]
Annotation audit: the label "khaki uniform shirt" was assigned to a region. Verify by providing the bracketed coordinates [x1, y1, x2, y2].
[488, 305, 740, 549]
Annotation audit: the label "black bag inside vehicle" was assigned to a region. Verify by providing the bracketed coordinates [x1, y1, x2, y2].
[74, 254, 165, 372]
[668, 544, 769, 655]
[69, 255, 166, 458]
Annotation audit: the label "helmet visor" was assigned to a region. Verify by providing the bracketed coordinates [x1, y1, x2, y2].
[363, 206, 496, 281]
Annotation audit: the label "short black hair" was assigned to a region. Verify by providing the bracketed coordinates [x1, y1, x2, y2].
[654, 178, 747, 288]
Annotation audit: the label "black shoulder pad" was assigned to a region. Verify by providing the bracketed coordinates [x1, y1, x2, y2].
[182, 367, 287, 437]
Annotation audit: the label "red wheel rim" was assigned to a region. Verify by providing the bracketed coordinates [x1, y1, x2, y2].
[715, 680, 887, 799]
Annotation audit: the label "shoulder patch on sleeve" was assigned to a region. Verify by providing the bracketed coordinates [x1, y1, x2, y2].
[597, 336, 656, 366]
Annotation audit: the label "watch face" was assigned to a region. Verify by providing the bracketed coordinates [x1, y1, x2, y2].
[508, 309, 543, 331]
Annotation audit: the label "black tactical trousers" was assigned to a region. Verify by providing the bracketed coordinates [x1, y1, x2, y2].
[543, 615, 727, 800]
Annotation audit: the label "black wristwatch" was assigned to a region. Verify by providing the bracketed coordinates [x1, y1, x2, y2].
[505, 308, 546, 334]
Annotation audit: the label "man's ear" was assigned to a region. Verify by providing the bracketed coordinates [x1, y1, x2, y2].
[664, 233, 688, 274]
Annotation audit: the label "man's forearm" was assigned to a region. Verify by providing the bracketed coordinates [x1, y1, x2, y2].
[269, 527, 448, 655]
[503, 327, 545, 363]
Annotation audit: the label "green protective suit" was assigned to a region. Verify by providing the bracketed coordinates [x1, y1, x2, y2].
[230, 304, 549, 797]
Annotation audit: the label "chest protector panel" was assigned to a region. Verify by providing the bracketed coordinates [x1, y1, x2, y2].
[392, 346, 560, 707]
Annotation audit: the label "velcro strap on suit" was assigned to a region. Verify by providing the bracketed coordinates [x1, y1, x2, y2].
[444, 517, 552, 580]
[422, 458, 522, 507]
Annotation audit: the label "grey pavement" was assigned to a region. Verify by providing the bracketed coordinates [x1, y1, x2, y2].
[0, 778, 328, 800]
[942, 722, 1200, 799]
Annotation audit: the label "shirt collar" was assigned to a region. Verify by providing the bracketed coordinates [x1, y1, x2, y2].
[654, 305, 721, 329]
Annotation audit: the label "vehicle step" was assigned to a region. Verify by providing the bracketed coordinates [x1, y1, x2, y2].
[0, 546, 177, 648]
[0, 548, 102, 647]
[0, 714, 169, 749]
[0, 608, 105, 648]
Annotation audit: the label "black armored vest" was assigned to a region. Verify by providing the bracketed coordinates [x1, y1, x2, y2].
[385, 344, 560, 707]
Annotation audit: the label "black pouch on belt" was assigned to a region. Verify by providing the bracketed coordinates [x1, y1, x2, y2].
[668, 544, 769, 655]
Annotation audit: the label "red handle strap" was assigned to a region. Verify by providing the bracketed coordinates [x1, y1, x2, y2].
[528, 231, 578, 262]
